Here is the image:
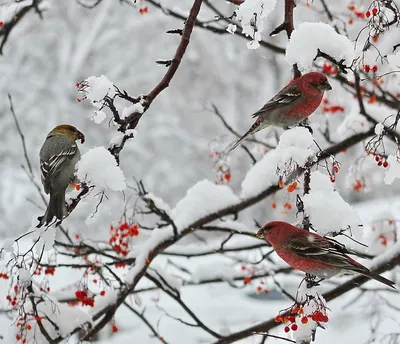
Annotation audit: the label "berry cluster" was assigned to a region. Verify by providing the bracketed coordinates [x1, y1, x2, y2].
[322, 63, 338, 76]
[374, 155, 388, 168]
[353, 179, 364, 192]
[109, 222, 140, 256]
[6, 293, 18, 307]
[286, 181, 298, 193]
[275, 313, 301, 333]
[209, 151, 231, 184]
[275, 306, 329, 333]
[322, 99, 344, 114]
[44, 266, 55, 275]
[364, 64, 378, 73]
[283, 202, 292, 210]
[15, 317, 34, 344]
[347, 4, 367, 19]
[379, 234, 388, 246]
[75, 290, 95, 307]
[365, 8, 379, 18]
[138, 0, 148, 14]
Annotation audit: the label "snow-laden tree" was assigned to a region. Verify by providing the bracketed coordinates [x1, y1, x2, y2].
[1, 0, 400, 343]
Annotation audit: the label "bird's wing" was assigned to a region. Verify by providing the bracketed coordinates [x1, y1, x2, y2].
[251, 82, 303, 118]
[286, 234, 365, 272]
[40, 143, 78, 185]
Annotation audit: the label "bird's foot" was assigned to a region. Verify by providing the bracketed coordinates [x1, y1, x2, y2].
[305, 274, 323, 288]
[297, 121, 313, 135]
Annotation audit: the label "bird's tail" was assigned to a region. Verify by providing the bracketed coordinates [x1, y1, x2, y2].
[228, 118, 262, 152]
[360, 270, 396, 289]
[37, 191, 67, 228]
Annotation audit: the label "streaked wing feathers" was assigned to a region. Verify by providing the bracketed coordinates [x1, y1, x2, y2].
[287, 235, 365, 271]
[251, 83, 302, 118]
[40, 144, 78, 183]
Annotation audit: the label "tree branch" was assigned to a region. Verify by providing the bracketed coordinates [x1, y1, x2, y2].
[77, 128, 375, 341]
[270, 0, 300, 78]
[121, 0, 204, 132]
[0, 0, 44, 54]
[212, 252, 400, 344]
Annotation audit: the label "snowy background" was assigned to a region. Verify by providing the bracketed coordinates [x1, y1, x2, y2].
[1, 0, 400, 343]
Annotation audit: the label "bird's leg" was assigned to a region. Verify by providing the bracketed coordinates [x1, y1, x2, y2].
[298, 119, 313, 135]
[305, 273, 323, 288]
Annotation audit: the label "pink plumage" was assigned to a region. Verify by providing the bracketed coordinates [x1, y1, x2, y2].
[230, 72, 332, 151]
[256, 221, 395, 288]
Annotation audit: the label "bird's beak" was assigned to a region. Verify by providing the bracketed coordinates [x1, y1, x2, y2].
[78, 131, 85, 144]
[322, 80, 332, 91]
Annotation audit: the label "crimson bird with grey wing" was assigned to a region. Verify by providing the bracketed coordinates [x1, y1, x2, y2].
[256, 221, 395, 288]
[229, 72, 332, 151]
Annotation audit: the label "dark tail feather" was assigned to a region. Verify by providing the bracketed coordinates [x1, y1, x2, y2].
[228, 118, 262, 152]
[37, 191, 67, 228]
[360, 270, 396, 289]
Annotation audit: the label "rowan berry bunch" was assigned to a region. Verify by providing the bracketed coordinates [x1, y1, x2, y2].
[322, 63, 338, 77]
[372, 219, 397, 248]
[136, 0, 148, 14]
[109, 221, 140, 256]
[364, 1, 394, 44]
[321, 98, 345, 114]
[275, 295, 330, 334]
[14, 315, 37, 344]
[209, 150, 231, 184]
[75, 289, 95, 307]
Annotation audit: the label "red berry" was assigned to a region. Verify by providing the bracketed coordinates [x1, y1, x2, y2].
[383, 161, 388, 168]
[372, 8, 378, 16]
[375, 155, 380, 162]
[284, 326, 290, 333]
[372, 65, 378, 73]
[291, 324, 298, 331]
[275, 315, 282, 323]
[378, 161, 383, 166]
[366, 10, 371, 18]
[333, 166, 339, 173]
[301, 317, 308, 324]
[364, 65, 370, 72]
[330, 175, 335, 183]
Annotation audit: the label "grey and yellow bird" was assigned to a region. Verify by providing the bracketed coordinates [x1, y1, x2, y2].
[37, 124, 85, 227]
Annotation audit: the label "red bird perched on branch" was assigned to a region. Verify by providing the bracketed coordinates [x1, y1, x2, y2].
[229, 72, 332, 151]
[256, 221, 395, 288]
